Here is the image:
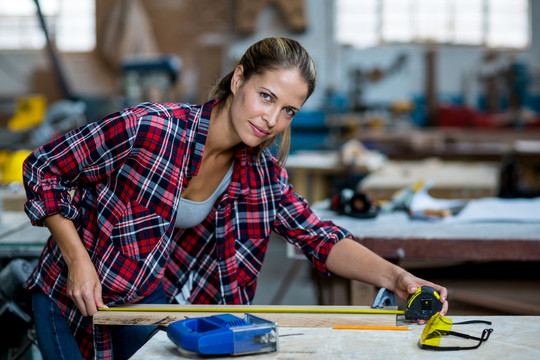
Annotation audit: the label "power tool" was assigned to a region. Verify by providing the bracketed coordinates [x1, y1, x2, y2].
[167, 313, 278, 356]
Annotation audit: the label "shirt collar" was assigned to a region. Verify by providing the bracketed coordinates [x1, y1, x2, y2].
[189, 99, 261, 201]
[187, 99, 218, 179]
[230, 145, 252, 199]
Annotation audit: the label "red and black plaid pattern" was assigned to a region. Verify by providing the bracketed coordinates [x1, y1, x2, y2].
[24, 100, 351, 359]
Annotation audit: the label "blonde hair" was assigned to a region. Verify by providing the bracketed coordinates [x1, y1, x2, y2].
[210, 37, 316, 166]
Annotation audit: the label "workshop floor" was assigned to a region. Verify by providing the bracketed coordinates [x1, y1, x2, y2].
[253, 235, 318, 305]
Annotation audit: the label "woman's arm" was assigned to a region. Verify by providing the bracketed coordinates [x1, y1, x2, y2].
[271, 163, 447, 318]
[23, 109, 140, 227]
[326, 238, 448, 317]
[44, 214, 105, 316]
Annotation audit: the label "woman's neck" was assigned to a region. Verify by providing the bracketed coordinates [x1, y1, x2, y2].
[205, 97, 239, 159]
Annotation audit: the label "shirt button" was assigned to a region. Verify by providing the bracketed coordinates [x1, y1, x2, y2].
[217, 257, 224, 262]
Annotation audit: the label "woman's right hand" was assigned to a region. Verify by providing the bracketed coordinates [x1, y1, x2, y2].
[44, 214, 106, 316]
[66, 256, 105, 316]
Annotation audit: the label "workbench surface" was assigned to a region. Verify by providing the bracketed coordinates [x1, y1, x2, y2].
[131, 315, 539, 359]
[315, 209, 540, 261]
[0, 211, 50, 258]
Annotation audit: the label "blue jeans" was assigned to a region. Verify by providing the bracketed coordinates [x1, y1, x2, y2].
[32, 285, 166, 360]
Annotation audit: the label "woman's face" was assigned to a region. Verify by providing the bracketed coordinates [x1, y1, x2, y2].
[229, 65, 308, 148]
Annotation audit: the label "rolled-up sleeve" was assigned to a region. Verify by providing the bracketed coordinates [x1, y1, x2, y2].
[273, 167, 352, 276]
[23, 172, 78, 225]
[23, 109, 140, 226]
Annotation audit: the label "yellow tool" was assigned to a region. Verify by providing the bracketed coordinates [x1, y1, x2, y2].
[100, 306, 403, 315]
[8, 95, 47, 131]
[404, 286, 442, 320]
[100, 287, 441, 320]
[0, 150, 32, 184]
[100, 287, 441, 321]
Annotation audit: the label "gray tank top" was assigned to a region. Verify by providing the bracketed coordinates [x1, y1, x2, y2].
[175, 163, 234, 229]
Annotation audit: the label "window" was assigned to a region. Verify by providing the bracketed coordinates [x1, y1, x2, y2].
[0, 0, 95, 51]
[336, 0, 530, 49]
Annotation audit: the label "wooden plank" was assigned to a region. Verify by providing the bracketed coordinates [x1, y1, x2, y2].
[94, 305, 398, 327]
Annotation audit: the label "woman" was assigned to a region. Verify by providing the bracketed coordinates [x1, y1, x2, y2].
[23, 37, 448, 360]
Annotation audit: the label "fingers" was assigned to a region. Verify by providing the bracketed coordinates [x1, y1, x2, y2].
[399, 275, 449, 320]
[69, 290, 85, 316]
[411, 278, 448, 304]
[66, 256, 105, 316]
[68, 282, 103, 317]
[438, 285, 448, 303]
[95, 284, 107, 310]
[439, 298, 449, 316]
[428, 283, 448, 315]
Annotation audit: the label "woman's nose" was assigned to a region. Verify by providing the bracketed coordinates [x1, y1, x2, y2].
[264, 106, 279, 127]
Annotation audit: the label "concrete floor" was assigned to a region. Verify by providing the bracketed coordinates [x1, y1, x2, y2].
[253, 235, 318, 306]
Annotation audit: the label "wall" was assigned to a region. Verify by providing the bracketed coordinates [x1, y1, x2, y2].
[329, 0, 540, 114]
[223, 0, 540, 116]
[96, 0, 235, 104]
[0, 0, 236, 110]
[225, 0, 335, 110]
[0, 0, 538, 119]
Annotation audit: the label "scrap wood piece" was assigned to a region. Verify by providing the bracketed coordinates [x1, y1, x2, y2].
[94, 304, 398, 327]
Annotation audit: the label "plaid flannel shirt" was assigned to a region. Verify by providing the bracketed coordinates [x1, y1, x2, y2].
[24, 100, 351, 359]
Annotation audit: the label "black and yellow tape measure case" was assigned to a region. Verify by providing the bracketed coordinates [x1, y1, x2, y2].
[405, 286, 443, 320]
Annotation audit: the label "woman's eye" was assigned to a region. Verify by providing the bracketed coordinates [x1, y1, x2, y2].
[261, 93, 272, 101]
[284, 108, 295, 117]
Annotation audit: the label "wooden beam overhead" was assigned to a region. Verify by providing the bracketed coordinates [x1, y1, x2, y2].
[236, 0, 307, 34]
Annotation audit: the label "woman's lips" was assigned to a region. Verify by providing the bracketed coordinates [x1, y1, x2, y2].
[249, 122, 269, 137]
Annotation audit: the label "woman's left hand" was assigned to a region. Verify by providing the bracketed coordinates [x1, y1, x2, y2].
[325, 238, 448, 324]
[392, 272, 448, 324]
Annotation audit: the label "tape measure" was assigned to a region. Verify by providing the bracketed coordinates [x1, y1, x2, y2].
[99, 287, 443, 321]
[404, 286, 442, 320]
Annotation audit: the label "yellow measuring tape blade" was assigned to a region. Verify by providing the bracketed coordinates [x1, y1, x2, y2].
[99, 306, 404, 315]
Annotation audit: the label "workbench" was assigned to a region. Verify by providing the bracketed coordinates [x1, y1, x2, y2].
[315, 209, 540, 262]
[130, 315, 540, 359]
[312, 208, 540, 314]
[287, 128, 540, 203]
[285, 151, 371, 203]
[349, 128, 540, 162]
[0, 211, 49, 259]
[286, 153, 499, 203]
[359, 158, 498, 200]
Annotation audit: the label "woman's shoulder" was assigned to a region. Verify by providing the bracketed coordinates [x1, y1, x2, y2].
[242, 147, 286, 181]
[127, 102, 198, 119]
[117, 102, 206, 135]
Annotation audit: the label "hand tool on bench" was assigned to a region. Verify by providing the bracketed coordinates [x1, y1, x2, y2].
[145, 287, 441, 356]
[372, 286, 443, 320]
[98, 286, 441, 322]
[166, 313, 278, 356]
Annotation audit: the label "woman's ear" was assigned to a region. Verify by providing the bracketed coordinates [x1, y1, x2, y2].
[230, 65, 244, 95]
